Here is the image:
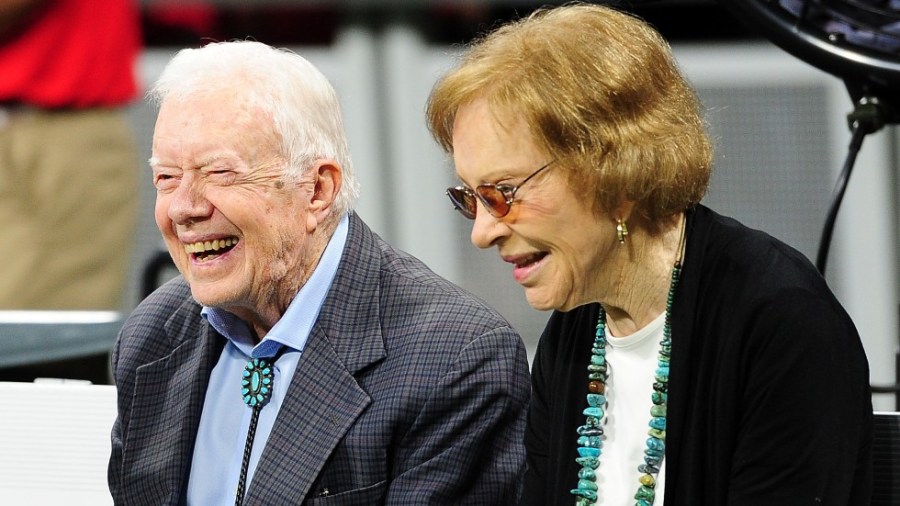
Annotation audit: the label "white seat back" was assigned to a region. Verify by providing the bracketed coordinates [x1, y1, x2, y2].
[0, 381, 116, 505]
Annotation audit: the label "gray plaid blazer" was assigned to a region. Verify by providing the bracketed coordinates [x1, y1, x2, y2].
[108, 213, 530, 505]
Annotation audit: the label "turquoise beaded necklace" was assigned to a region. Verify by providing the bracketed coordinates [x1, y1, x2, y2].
[571, 219, 685, 506]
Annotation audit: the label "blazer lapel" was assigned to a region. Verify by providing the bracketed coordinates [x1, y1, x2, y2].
[122, 302, 223, 506]
[245, 327, 374, 503]
[246, 214, 387, 503]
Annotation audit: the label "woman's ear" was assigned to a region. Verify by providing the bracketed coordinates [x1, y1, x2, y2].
[612, 196, 636, 224]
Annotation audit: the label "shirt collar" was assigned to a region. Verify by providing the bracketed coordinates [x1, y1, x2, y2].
[201, 213, 350, 356]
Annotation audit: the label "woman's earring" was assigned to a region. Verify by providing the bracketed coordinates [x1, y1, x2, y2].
[616, 218, 628, 245]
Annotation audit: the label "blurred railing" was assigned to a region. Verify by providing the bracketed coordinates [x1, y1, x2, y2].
[0, 311, 123, 369]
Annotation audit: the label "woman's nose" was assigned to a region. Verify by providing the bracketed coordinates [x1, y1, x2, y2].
[470, 201, 509, 249]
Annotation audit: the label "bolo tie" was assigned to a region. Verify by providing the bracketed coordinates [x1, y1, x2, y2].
[235, 341, 284, 506]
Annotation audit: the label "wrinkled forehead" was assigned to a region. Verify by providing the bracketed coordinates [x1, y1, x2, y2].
[158, 87, 275, 126]
[153, 93, 283, 166]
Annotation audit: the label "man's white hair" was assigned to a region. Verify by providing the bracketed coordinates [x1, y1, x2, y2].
[149, 40, 360, 215]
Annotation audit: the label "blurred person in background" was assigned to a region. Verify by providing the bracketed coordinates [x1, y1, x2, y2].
[0, 0, 141, 311]
[427, 4, 872, 505]
[109, 40, 529, 505]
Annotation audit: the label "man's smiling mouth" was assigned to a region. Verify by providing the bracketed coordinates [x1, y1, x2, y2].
[184, 237, 239, 260]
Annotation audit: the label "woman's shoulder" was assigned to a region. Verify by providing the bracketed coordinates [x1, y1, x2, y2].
[682, 206, 862, 362]
[684, 205, 856, 339]
[688, 205, 823, 292]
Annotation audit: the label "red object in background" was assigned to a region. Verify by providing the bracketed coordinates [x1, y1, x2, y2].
[144, 1, 222, 44]
[0, 0, 141, 108]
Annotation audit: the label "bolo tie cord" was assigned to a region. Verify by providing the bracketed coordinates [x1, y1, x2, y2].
[235, 406, 262, 506]
[234, 352, 280, 506]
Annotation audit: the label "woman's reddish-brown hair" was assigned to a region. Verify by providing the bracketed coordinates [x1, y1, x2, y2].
[426, 3, 713, 220]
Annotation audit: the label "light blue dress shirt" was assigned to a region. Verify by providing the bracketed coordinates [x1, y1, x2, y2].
[186, 214, 349, 505]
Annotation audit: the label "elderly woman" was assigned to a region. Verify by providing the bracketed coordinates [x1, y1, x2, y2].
[426, 4, 872, 506]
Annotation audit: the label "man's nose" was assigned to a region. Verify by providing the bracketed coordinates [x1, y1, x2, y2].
[167, 173, 213, 225]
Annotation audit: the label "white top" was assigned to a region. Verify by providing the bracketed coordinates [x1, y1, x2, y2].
[598, 311, 667, 505]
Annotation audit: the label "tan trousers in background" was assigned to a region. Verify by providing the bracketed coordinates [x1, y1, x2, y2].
[0, 107, 139, 310]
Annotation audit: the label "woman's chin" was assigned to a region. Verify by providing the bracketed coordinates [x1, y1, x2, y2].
[525, 287, 587, 313]
[524, 289, 561, 312]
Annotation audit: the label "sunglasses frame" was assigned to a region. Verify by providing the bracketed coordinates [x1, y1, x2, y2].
[446, 160, 555, 219]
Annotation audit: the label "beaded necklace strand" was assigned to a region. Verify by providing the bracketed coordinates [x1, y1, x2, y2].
[571, 217, 686, 506]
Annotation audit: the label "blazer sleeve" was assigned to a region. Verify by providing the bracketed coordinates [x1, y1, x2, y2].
[107, 328, 126, 505]
[384, 325, 531, 505]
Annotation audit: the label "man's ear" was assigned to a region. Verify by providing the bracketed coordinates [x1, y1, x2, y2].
[306, 159, 342, 233]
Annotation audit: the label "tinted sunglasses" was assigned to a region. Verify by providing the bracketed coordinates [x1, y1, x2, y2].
[446, 160, 555, 219]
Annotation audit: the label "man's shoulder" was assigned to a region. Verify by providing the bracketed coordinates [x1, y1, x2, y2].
[342, 218, 517, 341]
[377, 239, 500, 309]
[349, 216, 505, 321]
[116, 276, 200, 361]
[126, 276, 197, 326]
[377, 250, 520, 354]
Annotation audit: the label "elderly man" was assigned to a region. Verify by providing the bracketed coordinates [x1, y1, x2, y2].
[108, 40, 530, 505]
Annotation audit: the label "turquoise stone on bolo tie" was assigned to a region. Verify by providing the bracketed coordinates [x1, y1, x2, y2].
[571, 260, 681, 506]
[241, 357, 274, 407]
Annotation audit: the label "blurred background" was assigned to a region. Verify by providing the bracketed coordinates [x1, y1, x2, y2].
[3, 0, 899, 411]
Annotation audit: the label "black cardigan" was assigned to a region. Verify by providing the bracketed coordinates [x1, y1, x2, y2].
[522, 205, 872, 506]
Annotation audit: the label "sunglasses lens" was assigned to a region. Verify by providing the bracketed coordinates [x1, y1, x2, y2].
[446, 187, 477, 219]
[476, 187, 510, 217]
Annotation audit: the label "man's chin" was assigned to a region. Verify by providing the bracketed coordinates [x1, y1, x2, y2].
[189, 286, 236, 309]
